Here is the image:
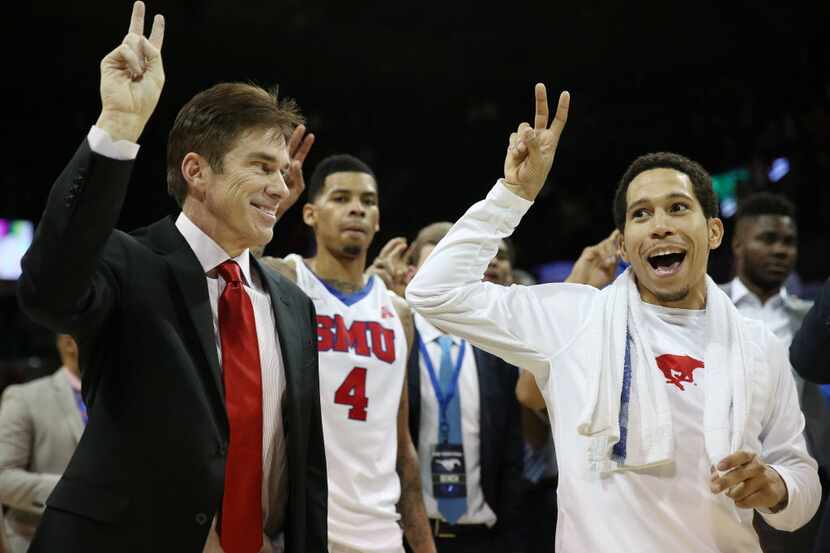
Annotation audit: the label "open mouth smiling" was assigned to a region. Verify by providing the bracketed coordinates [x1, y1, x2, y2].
[646, 247, 687, 277]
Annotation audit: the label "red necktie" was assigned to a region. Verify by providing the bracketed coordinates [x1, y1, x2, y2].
[217, 260, 263, 553]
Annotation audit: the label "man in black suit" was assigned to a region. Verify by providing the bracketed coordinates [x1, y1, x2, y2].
[16, 3, 326, 552]
[372, 223, 523, 553]
[791, 275, 830, 553]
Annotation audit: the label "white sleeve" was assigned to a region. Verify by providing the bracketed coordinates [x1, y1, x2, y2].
[757, 334, 821, 531]
[405, 180, 596, 384]
[87, 126, 140, 160]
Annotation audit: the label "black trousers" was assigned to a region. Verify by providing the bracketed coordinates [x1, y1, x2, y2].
[755, 467, 829, 553]
[430, 519, 501, 553]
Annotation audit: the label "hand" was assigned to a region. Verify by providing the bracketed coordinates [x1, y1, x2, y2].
[277, 124, 315, 219]
[709, 451, 789, 511]
[96, 1, 166, 142]
[366, 237, 411, 297]
[502, 84, 570, 202]
[565, 229, 621, 288]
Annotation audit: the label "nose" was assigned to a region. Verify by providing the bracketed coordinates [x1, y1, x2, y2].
[771, 241, 794, 259]
[349, 198, 366, 217]
[649, 209, 675, 238]
[265, 172, 289, 202]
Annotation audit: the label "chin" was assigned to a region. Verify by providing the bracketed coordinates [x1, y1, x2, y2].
[653, 286, 690, 304]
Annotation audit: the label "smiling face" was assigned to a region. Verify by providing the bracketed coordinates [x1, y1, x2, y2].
[620, 168, 723, 309]
[303, 171, 380, 259]
[183, 127, 291, 256]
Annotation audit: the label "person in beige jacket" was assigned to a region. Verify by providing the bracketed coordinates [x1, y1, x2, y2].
[0, 335, 85, 553]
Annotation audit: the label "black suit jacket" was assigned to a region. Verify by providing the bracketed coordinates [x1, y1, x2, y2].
[791, 276, 830, 384]
[17, 140, 327, 553]
[407, 328, 523, 550]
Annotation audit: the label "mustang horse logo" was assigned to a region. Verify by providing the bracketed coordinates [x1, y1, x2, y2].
[436, 458, 462, 471]
[656, 354, 704, 391]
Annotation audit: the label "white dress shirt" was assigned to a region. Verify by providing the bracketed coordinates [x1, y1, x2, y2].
[175, 213, 286, 526]
[85, 126, 286, 527]
[729, 277, 794, 344]
[414, 313, 497, 527]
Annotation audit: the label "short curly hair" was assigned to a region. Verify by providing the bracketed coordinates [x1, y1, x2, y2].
[613, 152, 719, 231]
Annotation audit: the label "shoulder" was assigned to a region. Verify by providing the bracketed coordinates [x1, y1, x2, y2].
[785, 294, 813, 318]
[1, 374, 54, 403]
[259, 255, 298, 283]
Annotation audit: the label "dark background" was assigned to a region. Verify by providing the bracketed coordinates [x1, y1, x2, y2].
[3, 0, 830, 373]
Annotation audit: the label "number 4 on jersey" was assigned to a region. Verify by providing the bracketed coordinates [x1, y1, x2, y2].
[334, 367, 369, 421]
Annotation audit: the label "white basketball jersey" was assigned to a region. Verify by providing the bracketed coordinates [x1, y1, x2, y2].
[288, 255, 407, 553]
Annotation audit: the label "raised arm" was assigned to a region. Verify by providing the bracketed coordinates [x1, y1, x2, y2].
[406, 85, 594, 382]
[18, 2, 166, 335]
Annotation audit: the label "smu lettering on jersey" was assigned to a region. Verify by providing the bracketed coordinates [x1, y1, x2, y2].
[287, 255, 407, 553]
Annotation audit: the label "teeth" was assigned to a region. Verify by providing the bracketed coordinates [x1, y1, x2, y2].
[650, 248, 683, 257]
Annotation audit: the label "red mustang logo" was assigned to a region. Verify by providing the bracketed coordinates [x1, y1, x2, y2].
[656, 354, 704, 391]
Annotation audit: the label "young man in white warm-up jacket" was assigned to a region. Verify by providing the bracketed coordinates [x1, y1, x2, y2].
[406, 84, 820, 553]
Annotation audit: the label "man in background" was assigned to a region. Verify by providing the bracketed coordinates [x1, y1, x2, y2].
[372, 223, 524, 552]
[724, 192, 830, 552]
[0, 335, 85, 553]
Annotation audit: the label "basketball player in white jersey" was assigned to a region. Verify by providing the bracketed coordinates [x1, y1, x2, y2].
[261, 154, 435, 553]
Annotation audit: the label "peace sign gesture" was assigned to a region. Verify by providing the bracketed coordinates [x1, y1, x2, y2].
[96, 1, 166, 143]
[503, 84, 570, 201]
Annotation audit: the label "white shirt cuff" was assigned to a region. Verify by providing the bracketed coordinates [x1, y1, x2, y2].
[87, 126, 140, 160]
[490, 179, 535, 211]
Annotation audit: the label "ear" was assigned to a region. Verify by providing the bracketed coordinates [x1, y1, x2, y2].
[181, 153, 210, 202]
[619, 231, 630, 263]
[708, 217, 724, 250]
[302, 203, 316, 228]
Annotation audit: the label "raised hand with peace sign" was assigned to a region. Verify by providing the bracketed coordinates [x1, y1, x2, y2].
[503, 84, 570, 202]
[96, 1, 166, 143]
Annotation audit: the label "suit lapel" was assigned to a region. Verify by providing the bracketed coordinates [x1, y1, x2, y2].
[149, 218, 225, 403]
[408, 328, 423, 448]
[52, 371, 84, 443]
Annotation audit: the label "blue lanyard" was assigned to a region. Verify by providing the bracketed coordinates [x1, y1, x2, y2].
[418, 335, 466, 443]
[73, 389, 88, 426]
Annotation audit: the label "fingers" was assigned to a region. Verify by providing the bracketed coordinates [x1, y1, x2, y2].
[128, 1, 145, 36]
[388, 239, 408, 260]
[295, 133, 315, 163]
[727, 475, 767, 503]
[378, 237, 407, 258]
[148, 13, 165, 51]
[533, 83, 549, 130]
[287, 125, 304, 156]
[717, 451, 755, 472]
[121, 33, 145, 75]
[549, 90, 570, 138]
[109, 43, 144, 80]
[712, 463, 763, 494]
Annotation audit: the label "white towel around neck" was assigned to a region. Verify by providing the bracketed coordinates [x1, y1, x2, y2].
[577, 268, 749, 474]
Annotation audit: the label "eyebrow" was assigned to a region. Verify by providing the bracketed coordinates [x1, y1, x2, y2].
[627, 192, 695, 215]
[245, 152, 283, 165]
[328, 188, 378, 196]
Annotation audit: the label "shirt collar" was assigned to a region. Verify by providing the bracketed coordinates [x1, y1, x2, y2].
[62, 366, 82, 392]
[730, 277, 786, 308]
[175, 212, 253, 286]
[414, 312, 461, 346]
